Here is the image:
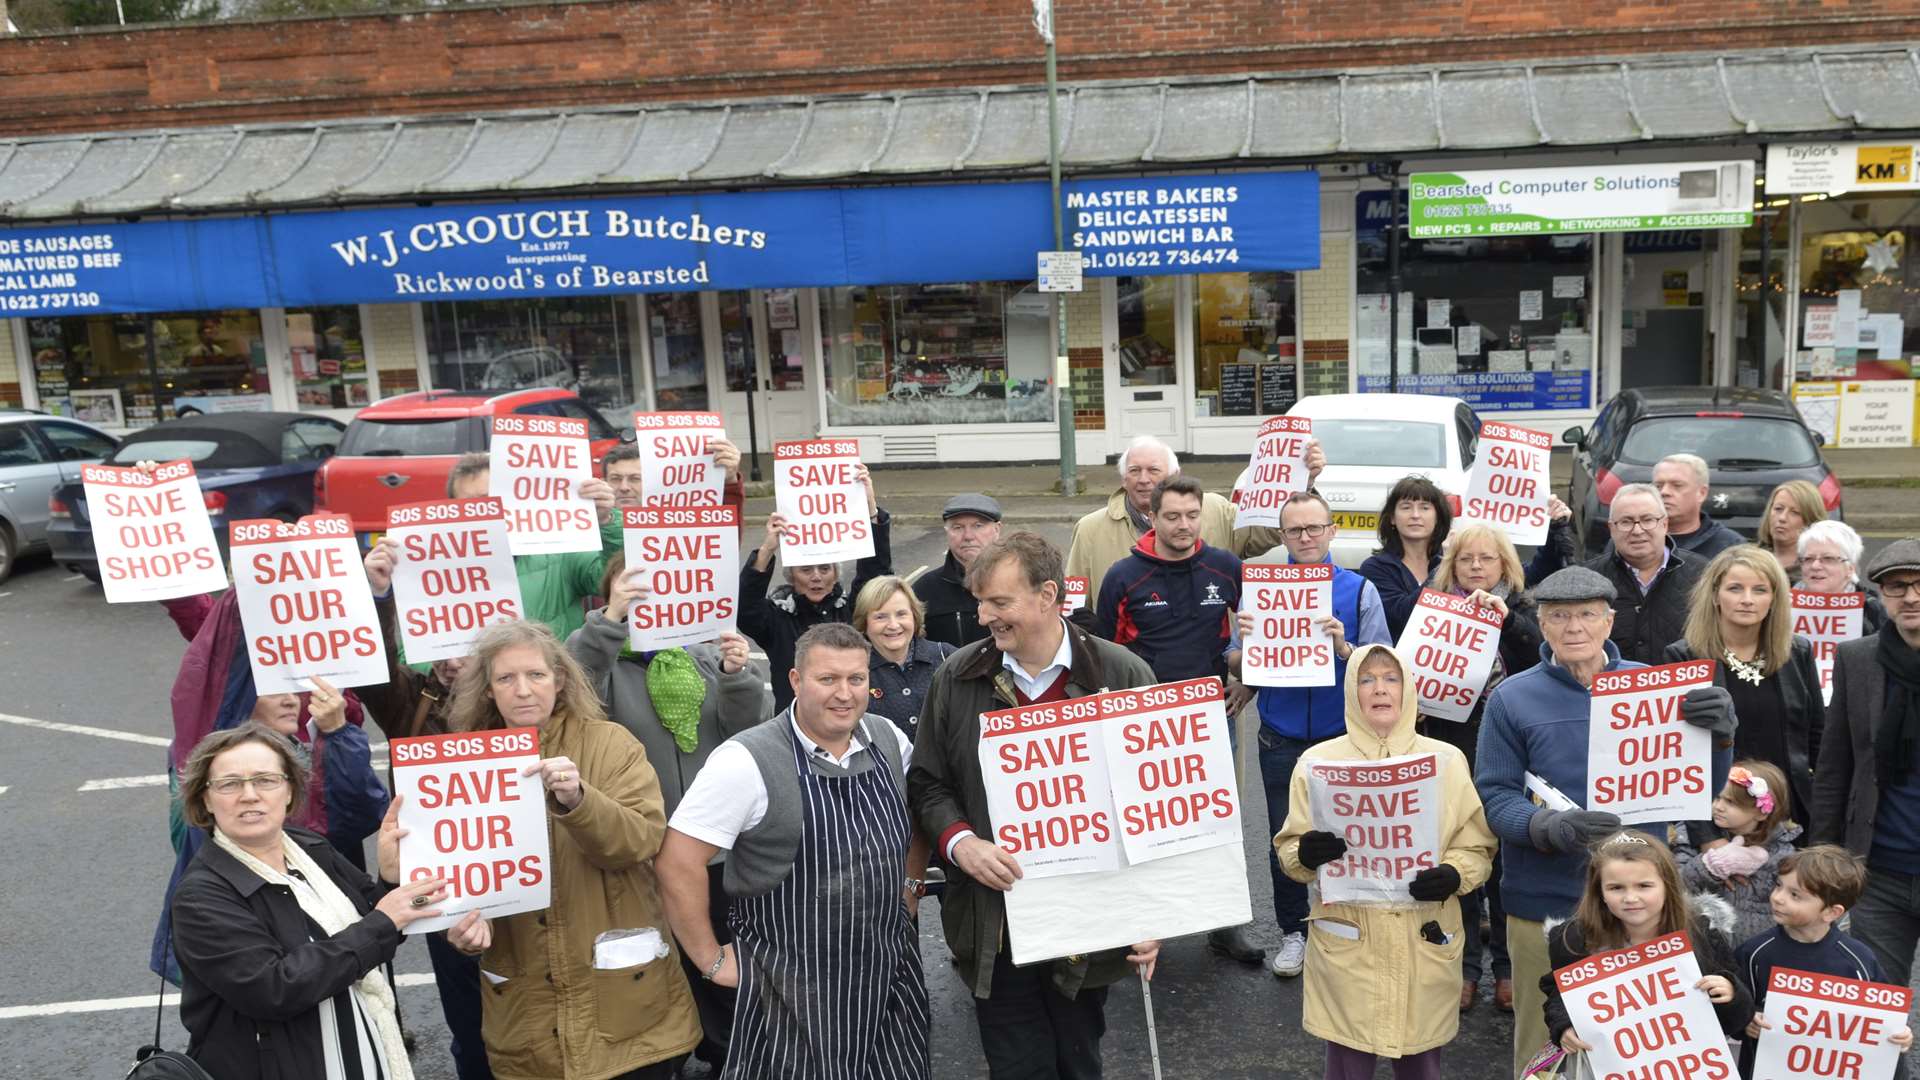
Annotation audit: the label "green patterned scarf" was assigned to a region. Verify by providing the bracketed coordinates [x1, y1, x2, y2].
[643, 647, 707, 754]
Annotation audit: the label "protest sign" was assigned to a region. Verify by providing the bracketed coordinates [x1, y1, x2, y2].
[978, 694, 1124, 881]
[772, 438, 873, 564]
[1233, 416, 1313, 528]
[231, 513, 387, 695]
[1457, 420, 1553, 545]
[1791, 590, 1865, 707]
[1306, 753, 1442, 904]
[1101, 678, 1240, 864]
[1553, 932, 1736, 1080]
[1752, 968, 1909, 1080]
[387, 498, 523, 663]
[391, 728, 551, 934]
[1240, 563, 1334, 688]
[1394, 589, 1503, 722]
[1588, 660, 1716, 825]
[632, 411, 726, 506]
[81, 459, 227, 603]
[621, 505, 740, 650]
[488, 414, 598, 555]
[1060, 577, 1090, 616]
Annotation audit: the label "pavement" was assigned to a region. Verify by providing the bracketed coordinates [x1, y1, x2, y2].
[738, 445, 1920, 535]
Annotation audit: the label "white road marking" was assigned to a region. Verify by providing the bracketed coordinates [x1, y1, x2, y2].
[0, 592, 12, 600]
[0, 712, 170, 748]
[77, 774, 168, 791]
[62, 574, 85, 582]
[903, 563, 929, 584]
[0, 974, 436, 1020]
[0, 786, 9, 796]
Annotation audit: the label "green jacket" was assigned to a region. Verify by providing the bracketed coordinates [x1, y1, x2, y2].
[514, 515, 622, 645]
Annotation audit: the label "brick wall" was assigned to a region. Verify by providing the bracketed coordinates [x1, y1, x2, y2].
[1298, 222, 1351, 398]
[1064, 288, 1104, 428]
[0, 320, 19, 408]
[3, 0, 1910, 135]
[363, 303, 418, 398]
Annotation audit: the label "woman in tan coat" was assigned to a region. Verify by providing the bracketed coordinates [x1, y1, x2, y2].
[445, 619, 702, 1080]
[1275, 644, 1497, 1079]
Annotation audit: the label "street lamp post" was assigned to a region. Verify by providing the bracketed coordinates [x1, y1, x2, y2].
[1037, 0, 1078, 496]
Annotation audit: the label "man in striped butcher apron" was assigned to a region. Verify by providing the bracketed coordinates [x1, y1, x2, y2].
[659, 621, 932, 1078]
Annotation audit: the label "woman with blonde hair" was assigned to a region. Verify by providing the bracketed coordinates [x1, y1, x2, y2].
[446, 619, 703, 1080]
[852, 574, 954, 741]
[1662, 545, 1824, 839]
[1762, 479, 1828, 577]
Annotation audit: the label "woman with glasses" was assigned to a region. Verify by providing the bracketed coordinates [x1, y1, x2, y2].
[1762, 480, 1829, 578]
[1662, 545, 1823, 840]
[170, 724, 471, 1080]
[1797, 519, 1890, 635]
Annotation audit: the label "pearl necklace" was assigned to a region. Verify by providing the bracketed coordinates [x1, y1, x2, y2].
[1724, 649, 1766, 686]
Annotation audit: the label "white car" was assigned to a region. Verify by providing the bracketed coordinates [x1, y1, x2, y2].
[1258, 393, 1483, 569]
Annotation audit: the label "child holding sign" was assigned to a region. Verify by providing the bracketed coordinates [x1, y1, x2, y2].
[1275, 644, 1496, 1077]
[1542, 834, 1754, 1062]
[1737, 845, 1911, 1078]
[1674, 761, 1803, 942]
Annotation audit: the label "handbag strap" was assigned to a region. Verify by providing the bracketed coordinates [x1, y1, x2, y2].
[152, 971, 167, 1048]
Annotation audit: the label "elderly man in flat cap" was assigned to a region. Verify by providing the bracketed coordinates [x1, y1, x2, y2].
[917, 494, 1004, 649]
[1475, 566, 1736, 1077]
[1813, 538, 1920, 987]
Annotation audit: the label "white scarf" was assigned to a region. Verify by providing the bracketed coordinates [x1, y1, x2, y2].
[212, 829, 414, 1080]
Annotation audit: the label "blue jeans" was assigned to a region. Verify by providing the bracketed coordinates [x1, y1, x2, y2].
[1259, 726, 1314, 937]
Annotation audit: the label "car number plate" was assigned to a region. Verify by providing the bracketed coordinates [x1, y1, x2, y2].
[1331, 512, 1377, 530]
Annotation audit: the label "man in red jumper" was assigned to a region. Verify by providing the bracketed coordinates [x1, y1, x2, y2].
[908, 531, 1161, 1079]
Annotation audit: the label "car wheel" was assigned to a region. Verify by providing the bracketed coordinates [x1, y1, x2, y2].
[0, 525, 14, 585]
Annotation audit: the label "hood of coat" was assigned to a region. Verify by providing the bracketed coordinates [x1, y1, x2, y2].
[1543, 889, 1741, 946]
[1130, 529, 1205, 565]
[769, 582, 848, 616]
[1342, 643, 1420, 759]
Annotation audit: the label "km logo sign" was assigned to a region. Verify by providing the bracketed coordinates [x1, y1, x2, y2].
[1856, 146, 1915, 185]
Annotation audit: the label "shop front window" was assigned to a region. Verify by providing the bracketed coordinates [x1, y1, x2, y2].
[764, 289, 807, 391]
[27, 309, 269, 427]
[423, 297, 637, 424]
[1354, 190, 1594, 412]
[1789, 192, 1919, 446]
[1191, 271, 1298, 417]
[285, 306, 370, 409]
[819, 281, 1052, 426]
[1116, 276, 1178, 386]
[645, 293, 710, 411]
[719, 291, 756, 392]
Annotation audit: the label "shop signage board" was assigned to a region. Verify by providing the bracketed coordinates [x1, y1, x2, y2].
[391, 728, 551, 934]
[1838, 380, 1917, 448]
[1587, 660, 1716, 825]
[386, 498, 523, 663]
[0, 172, 1320, 317]
[1766, 142, 1920, 195]
[621, 505, 740, 650]
[81, 459, 229, 603]
[1305, 752, 1443, 904]
[1407, 161, 1756, 238]
[230, 513, 388, 695]
[1357, 371, 1592, 412]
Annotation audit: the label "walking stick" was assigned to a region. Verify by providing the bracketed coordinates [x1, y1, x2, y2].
[1140, 969, 1163, 1080]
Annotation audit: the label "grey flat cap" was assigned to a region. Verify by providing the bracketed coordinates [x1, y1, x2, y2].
[1533, 566, 1618, 604]
[1866, 538, 1920, 583]
[942, 493, 1003, 522]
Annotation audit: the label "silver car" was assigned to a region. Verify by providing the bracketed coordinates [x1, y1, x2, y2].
[0, 411, 119, 583]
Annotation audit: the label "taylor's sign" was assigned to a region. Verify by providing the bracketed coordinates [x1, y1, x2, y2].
[1409, 161, 1755, 238]
[1766, 142, 1920, 195]
[1457, 421, 1553, 545]
[489, 414, 598, 555]
[632, 411, 726, 506]
[386, 498, 523, 663]
[231, 514, 387, 695]
[1240, 563, 1334, 688]
[1233, 416, 1313, 528]
[621, 505, 740, 650]
[1394, 590, 1502, 722]
[1751, 968, 1910, 1080]
[1553, 932, 1735, 1080]
[81, 459, 228, 603]
[1587, 660, 1716, 825]
[1306, 753, 1442, 904]
[772, 439, 873, 564]
[1792, 590, 1865, 707]
[391, 728, 551, 934]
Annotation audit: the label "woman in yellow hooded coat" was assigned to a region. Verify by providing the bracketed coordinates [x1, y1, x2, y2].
[1275, 643, 1497, 1079]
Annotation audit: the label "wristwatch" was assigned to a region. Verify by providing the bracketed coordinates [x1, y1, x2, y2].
[903, 877, 926, 898]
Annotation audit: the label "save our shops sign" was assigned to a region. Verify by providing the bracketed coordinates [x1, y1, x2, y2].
[1408, 161, 1756, 239]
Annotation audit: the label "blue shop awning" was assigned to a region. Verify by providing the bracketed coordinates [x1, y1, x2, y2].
[2, 44, 1918, 222]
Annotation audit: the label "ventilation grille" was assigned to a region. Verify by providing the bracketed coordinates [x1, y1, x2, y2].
[882, 434, 939, 463]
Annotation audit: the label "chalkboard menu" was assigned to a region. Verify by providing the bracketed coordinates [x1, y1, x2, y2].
[1218, 363, 1257, 416]
[1260, 362, 1298, 415]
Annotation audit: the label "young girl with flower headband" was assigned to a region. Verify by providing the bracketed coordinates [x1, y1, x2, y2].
[1673, 760, 1802, 942]
[1540, 832, 1754, 1064]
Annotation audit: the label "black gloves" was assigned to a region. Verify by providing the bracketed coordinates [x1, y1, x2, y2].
[1528, 808, 1623, 854]
[1408, 864, 1462, 902]
[1681, 685, 1737, 738]
[1298, 830, 1348, 870]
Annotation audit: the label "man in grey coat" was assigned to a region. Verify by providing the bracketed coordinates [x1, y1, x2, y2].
[1811, 537, 1920, 984]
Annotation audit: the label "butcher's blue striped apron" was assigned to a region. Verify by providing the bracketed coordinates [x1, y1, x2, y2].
[723, 723, 931, 1079]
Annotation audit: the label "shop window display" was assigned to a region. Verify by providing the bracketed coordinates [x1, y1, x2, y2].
[719, 290, 756, 392]
[1116, 276, 1178, 387]
[286, 306, 371, 409]
[1190, 271, 1298, 417]
[645, 293, 710, 411]
[27, 309, 269, 427]
[1789, 192, 1919, 447]
[763, 289, 807, 391]
[819, 282, 1051, 425]
[423, 297, 638, 423]
[1353, 190, 1594, 412]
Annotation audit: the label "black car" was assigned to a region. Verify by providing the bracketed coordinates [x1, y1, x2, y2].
[1562, 386, 1840, 559]
[48, 411, 345, 582]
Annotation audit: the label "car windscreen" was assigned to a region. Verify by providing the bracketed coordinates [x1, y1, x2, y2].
[1309, 418, 1447, 469]
[338, 418, 470, 457]
[111, 434, 271, 469]
[1618, 416, 1821, 469]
